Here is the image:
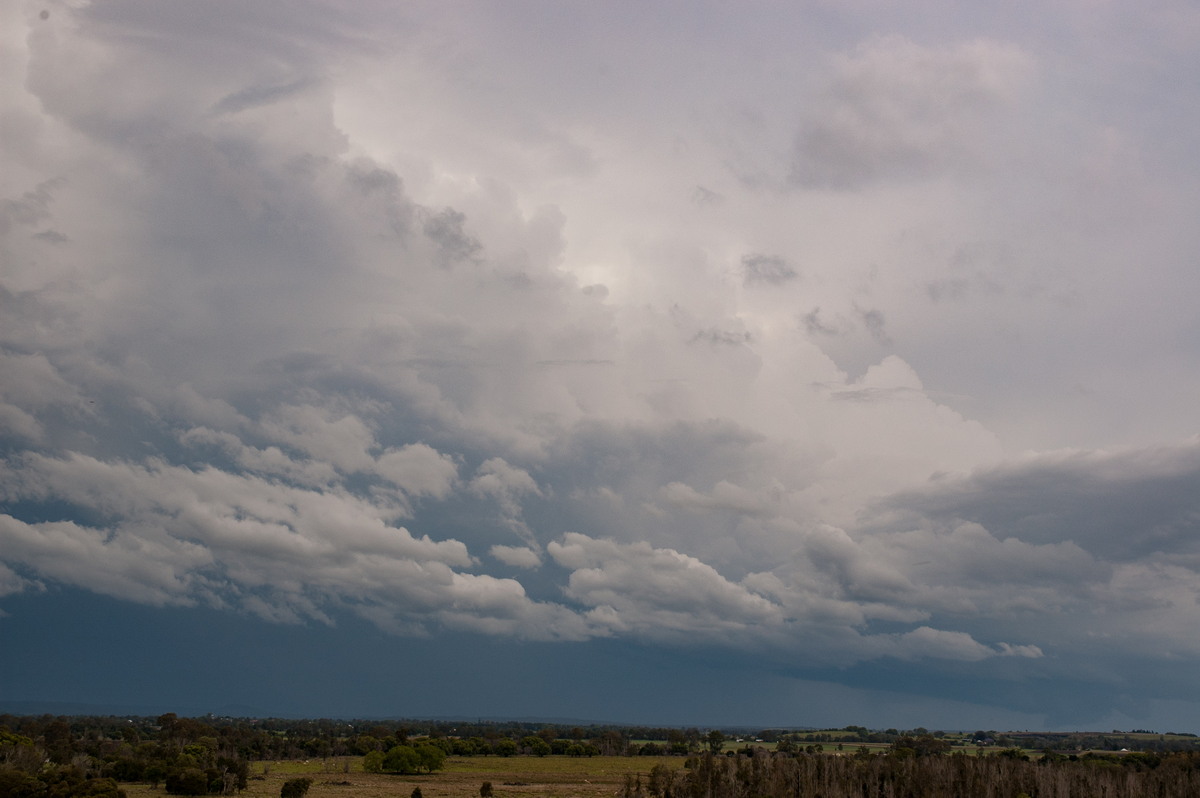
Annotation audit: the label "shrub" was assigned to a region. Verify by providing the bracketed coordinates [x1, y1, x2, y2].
[280, 777, 313, 798]
[164, 769, 209, 796]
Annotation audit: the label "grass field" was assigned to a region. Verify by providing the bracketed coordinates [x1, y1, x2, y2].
[111, 737, 1162, 798]
[118, 756, 682, 798]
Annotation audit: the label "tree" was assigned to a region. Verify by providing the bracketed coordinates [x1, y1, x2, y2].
[383, 744, 420, 774]
[706, 730, 725, 754]
[44, 719, 74, 764]
[416, 743, 446, 773]
[67, 777, 127, 798]
[890, 735, 950, 758]
[0, 770, 46, 798]
[165, 768, 209, 796]
[280, 777, 312, 798]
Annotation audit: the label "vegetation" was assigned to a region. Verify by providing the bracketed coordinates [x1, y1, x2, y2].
[278, 777, 311, 798]
[622, 749, 1200, 798]
[3, 713, 1200, 797]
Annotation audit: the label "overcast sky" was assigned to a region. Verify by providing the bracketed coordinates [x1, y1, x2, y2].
[3, 0, 1200, 732]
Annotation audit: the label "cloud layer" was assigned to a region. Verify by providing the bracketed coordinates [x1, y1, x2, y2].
[3, 0, 1200, 728]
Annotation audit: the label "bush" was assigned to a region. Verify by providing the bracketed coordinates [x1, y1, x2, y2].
[165, 769, 209, 796]
[280, 777, 313, 798]
[73, 777, 128, 798]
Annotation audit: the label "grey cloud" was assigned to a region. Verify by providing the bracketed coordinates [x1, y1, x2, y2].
[790, 36, 1034, 189]
[803, 307, 839, 336]
[6, 0, 1200, 727]
[422, 207, 483, 267]
[659, 480, 772, 516]
[211, 77, 317, 115]
[0, 179, 64, 233]
[179, 426, 340, 489]
[876, 439, 1200, 562]
[535, 359, 615, 367]
[0, 351, 91, 443]
[691, 186, 723, 206]
[691, 328, 752, 346]
[856, 305, 891, 345]
[847, 441, 1200, 671]
[741, 253, 798, 286]
[31, 229, 68, 244]
[925, 241, 1011, 303]
[545, 532, 1033, 662]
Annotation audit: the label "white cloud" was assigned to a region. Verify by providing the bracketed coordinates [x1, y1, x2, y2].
[258, 405, 377, 475]
[0, 451, 495, 626]
[549, 532, 783, 643]
[0, 560, 36, 598]
[0, 514, 213, 607]
[374, 443, 460, 499]
[489, 545, 542, 569]
[469, 458, 543, 503]
[470, 457, 544, 549]
[886, 626, 1042, 662]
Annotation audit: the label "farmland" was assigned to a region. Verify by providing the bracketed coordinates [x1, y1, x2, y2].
[4, 714, 1200, 798]
[117, 756, 672, 798]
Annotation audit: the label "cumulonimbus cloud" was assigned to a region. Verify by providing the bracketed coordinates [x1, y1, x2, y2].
[4, 1, 1200, 726]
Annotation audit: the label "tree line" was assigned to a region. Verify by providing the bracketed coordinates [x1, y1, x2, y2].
[4, 712, 1200, 797]
[624, 748, 1200, 798]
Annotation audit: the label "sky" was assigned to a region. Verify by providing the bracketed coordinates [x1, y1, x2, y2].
[2, 0, 1200, 733]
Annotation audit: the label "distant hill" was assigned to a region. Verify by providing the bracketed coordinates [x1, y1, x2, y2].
[0, 699, 269, 718]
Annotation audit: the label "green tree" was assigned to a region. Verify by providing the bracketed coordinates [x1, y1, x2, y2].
[363, 750, 385, 773]
[416, 744, 446, 773]
[383, 744, 420, 774]
[706, 730, 725, 754]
